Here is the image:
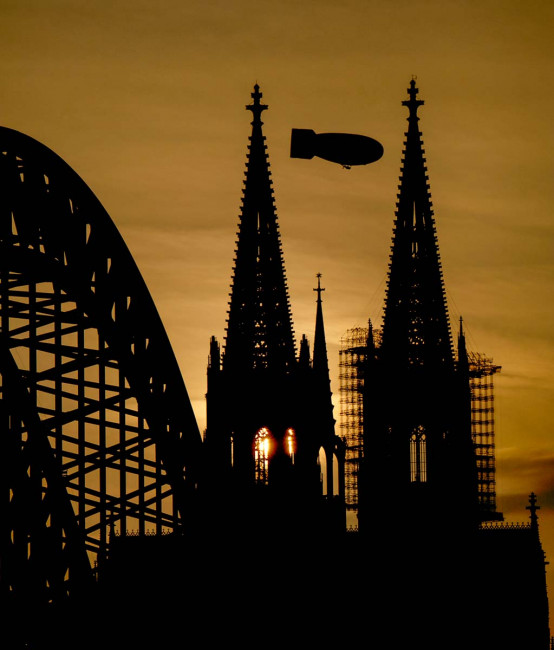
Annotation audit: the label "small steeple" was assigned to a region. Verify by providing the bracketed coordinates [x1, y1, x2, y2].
[311, 273, 335, 438]
[298, 333, 311, 370]
[527, 492, 541, 532]
[312, 273, 329, 376]
[208, 335, 221, 372]
[457, 316, 469, 374]
[367, 318, 375, 352]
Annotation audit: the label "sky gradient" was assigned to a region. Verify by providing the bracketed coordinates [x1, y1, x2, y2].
[2, 0, 554, 621]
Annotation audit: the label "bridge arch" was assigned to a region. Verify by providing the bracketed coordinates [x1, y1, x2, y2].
[0, 127, 202, 604]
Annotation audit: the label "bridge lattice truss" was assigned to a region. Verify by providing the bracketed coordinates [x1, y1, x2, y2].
[0, 127, 202, 607]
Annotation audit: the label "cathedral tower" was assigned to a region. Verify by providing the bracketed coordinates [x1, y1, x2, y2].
[204, 85, 343, 535]
[361, 80, 478, 535]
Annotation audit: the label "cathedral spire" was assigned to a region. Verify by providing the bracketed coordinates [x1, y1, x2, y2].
[381, 78, 453, 369]
[360, 80, 478, 536]
[223, 84, 296, 374]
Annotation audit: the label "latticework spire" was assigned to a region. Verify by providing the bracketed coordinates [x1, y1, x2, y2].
[381, 79, 453, 369]
[223, 84, 296, 374]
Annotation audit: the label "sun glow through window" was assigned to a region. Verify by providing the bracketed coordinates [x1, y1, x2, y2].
[254, 427, 272, 484]
[285, 428, 296, 463]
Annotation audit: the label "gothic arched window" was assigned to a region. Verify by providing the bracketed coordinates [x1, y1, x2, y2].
[410, 425, 427, 483]
[285, 428, 296, 464]
[318, 447, 328, 495]
[254, 427, 272, 485]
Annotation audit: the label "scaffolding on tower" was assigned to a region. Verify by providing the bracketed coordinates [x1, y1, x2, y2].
[339, 327, 374, 524]
[339, 327, 503, 524]
[468, 351, 503, 521]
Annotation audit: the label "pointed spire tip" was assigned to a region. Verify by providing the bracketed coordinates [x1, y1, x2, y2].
[246, 83, 268, 122]
[402, 77, 424, 118]
[313, 273, 325, 302]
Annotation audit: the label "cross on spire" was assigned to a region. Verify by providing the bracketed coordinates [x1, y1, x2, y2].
[246, 83, 268, 125]
[402, 78, 424, 119]
[314, 272, 325, 303]
[312, 272, 331, 386]
[527, 492, 541, 530]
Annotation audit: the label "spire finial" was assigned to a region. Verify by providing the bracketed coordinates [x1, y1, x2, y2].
[402, 78, 424, 119]
[314, 272, 325, 303]
[246, 83, 268, 125]
[527, 492, 541, 531]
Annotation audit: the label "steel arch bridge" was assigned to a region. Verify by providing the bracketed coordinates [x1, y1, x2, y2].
[0, 126, 202, 613]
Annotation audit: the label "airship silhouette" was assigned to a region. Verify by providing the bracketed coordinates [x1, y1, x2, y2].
[290, 128, 383, 169]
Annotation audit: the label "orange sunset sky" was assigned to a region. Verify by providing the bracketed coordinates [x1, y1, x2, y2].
[2, 0, 554, 621]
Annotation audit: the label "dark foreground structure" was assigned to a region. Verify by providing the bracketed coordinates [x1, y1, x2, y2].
[0, 82, 550, 649]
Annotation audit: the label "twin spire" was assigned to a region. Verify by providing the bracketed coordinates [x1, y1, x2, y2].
[223, 85, 329, 377]
[381, 78, 453, 369]
[227, 79, 451, 377]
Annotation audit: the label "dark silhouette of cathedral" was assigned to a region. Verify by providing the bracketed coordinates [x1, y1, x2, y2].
[0, 80, 550, 649]
[361, 79, 479, 537]
[355, 80, 550, 649]
[198, 80, 550, 649]
[198, 80, 550, 648]
[203, 84, 345, 541]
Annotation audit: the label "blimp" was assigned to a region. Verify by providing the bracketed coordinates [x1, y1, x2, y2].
[290, 128, 383, 169]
